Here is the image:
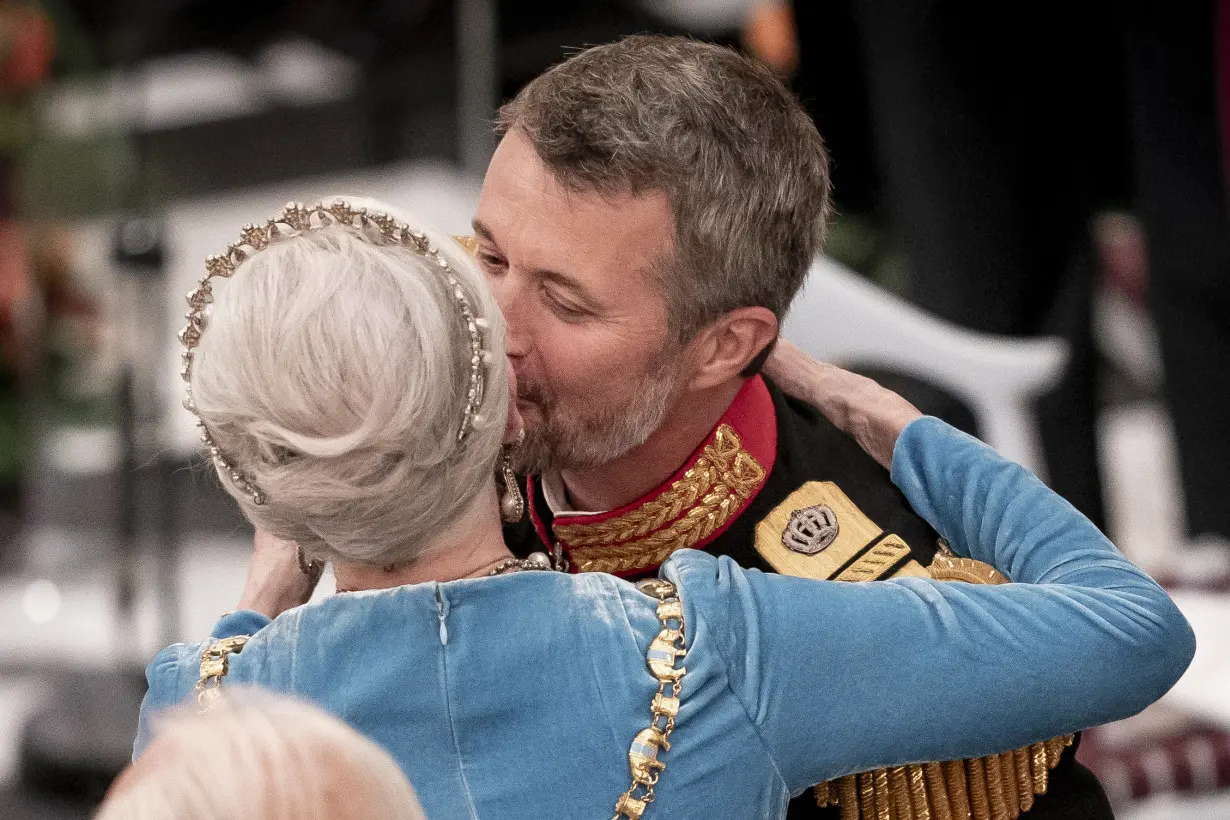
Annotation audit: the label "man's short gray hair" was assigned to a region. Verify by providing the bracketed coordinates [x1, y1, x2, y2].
[498, 35, 832, 341]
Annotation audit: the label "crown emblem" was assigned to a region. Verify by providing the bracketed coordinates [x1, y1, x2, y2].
[782, 505, 839, 555]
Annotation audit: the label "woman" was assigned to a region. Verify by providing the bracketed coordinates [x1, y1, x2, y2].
[138, 197, 1193, 820]
[103, 690, 424, 820]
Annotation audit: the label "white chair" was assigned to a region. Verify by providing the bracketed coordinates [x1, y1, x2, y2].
[781, 256, 1069, 479]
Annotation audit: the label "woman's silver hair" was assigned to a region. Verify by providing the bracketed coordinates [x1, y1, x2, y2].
[97, 689, 425, 820]
[188, 195, 508, 568]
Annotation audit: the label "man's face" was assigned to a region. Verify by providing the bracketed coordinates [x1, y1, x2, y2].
[474, 129, 685, 473]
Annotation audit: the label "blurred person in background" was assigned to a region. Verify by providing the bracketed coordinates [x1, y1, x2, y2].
[481, 36, 1111, 818]
[136, 195, 1192, 820]
[99, 689, 425, 820]
[0, 0, 52, 559]
[793, 0, 1125, 534]
[1121, 0, 1230, 572]
[785, 0, 1230, 578]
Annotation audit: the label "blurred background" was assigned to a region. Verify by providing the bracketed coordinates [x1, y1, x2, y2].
[0, 1, 1226, 818]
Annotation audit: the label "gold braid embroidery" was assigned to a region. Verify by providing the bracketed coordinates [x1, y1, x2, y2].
[555, 425, 757, 547]
[557, 426, 766, 573]
[564, 459, 718, 547]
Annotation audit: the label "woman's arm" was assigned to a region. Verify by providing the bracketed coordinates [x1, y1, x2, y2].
[667, 416, 1195, 793]
[132, 538, 296, 762]
[761, 338, 921, 470]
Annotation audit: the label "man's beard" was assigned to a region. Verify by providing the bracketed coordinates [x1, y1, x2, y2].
[512, 351, 682, 475]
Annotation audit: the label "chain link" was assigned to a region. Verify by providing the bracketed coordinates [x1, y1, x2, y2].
[613, 579, 688, 820]
[194, 634, 250, 711]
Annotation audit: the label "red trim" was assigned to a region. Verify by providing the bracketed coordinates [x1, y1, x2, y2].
[525, 474, 554, 551]
[541, 376, 777, 574]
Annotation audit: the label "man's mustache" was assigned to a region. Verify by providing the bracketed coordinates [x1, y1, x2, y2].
[516, 383, 548, 405]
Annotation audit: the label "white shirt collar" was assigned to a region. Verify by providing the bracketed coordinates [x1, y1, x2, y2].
[539, 472, 607, 519]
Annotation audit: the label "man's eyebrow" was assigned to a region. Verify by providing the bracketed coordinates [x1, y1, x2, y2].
[471, 219, 600, 307]
[538, 268, 591, 297]
[471, 219, 495, 242]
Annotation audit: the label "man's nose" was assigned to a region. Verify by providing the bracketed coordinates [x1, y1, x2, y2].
[504, 313, 531, 361]
[491, 273, 531, 360]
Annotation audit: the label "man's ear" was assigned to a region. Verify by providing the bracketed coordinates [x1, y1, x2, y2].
[685, 306, 779, 392]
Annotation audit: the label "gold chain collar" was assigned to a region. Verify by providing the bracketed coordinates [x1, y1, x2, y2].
[195, 635, 250, 711]
[613, 579, 688, 819]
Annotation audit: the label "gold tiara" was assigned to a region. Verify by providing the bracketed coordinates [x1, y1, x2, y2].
[180, 200, 490, 506]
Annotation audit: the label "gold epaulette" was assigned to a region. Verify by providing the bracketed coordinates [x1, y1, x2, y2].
[754, 482, 1076, 818]
[811, 550, 1072, 820]
[813, 736, 1074, 820]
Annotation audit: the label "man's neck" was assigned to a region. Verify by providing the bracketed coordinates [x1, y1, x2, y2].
[560, 378, 745, 512]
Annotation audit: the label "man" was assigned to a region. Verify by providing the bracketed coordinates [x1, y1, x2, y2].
[473, 35, 1112, 819]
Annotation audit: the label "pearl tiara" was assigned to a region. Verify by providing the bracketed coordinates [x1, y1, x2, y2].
[179, 200, 489, 505]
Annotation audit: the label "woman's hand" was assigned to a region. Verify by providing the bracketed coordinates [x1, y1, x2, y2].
[237, 529, 322, 619]
[763, 339, 922, 471]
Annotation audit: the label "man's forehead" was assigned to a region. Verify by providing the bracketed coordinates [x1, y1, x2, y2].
[478, 132, 672, 256]
[476, 197, 671, 285]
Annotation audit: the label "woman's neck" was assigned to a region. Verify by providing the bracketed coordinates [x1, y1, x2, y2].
[332, 484, 512, 592]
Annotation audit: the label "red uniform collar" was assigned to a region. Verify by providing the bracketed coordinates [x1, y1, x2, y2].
[527, 375, 777, 576]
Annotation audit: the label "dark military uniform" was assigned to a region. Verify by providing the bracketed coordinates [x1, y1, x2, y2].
[505, 375, 1112, 820]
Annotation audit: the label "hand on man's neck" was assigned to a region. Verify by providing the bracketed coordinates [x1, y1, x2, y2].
[559, 378, 745, 512]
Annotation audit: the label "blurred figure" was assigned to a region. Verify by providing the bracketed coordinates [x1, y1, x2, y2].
[797, 1, 1124, 534]
[1122, 0, 1230, 564]
[98, 690, 425, 820]
[0, 0, 53, 559]
[790, 0, 1230, 561]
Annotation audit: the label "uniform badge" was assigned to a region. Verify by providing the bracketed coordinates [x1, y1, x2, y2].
[754, 481, 928, 581]
[782, 505, 839, 554]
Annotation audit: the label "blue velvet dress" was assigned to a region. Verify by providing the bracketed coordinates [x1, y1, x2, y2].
[136, 418, 1194, 820]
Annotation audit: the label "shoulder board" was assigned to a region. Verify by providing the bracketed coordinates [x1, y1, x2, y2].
[754, 481, 929, 581]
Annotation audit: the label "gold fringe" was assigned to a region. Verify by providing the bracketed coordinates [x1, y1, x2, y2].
[859, 772, 878, 819]
[905, 767, 929, 816]
[983, 752, 1008, 820]
[815, 735, 1073, 819]
[1012, 747, 1034, 812]
[873, 768, 893, 820]
[999, 752, 1020, 819]
[967, 757, 991, 820]
[840, 775, 861, 820]
[1030, 742, 1049, 796]
[944, 760, 971, 820]
[890, 767, 913, 819]
[1045, 737, 1065, 769]
[923, 762, 951, 820]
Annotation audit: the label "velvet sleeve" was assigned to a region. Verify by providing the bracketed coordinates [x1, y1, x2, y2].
[666, 416, 1195, 794]
[131, 609, 272, 760]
